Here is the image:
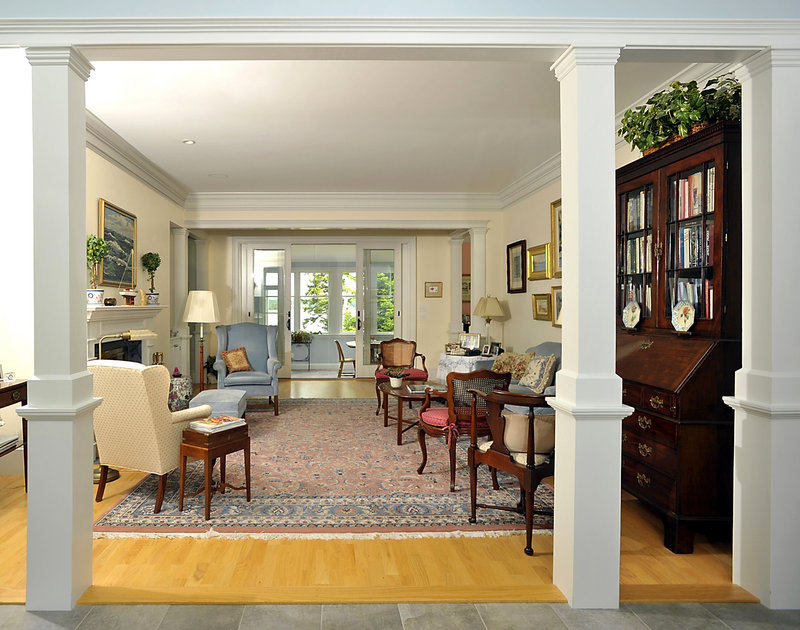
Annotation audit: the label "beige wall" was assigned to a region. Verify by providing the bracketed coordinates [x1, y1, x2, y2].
[415, 235, 452, 365]
[86, 148, 186, 360]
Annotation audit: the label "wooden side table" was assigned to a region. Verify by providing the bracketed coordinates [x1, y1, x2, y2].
[178, 424, 251, 520]
[379, 380, 442, 446]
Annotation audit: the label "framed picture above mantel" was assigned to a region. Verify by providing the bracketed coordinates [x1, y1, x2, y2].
[99, 198, 137, 288]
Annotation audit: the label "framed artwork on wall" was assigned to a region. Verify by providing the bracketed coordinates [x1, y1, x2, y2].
[461, 274, 471, 302]
[424, 281, 443, 298]
[551, 198, 563, 278]
[506, 239, 526, 293]
[551, 285, 563, 327]
[99, 198, 137, 288]
[527, 243, 552, 281]
[532, 293, 552, 321]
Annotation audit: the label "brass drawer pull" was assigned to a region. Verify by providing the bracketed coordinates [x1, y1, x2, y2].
[637, 416, 652, 430]
[649, 395, 664, 410]
[622, 433, 627, 442]
[638, 443, 653, 457]
[11, 391, 21, 402]
[622, 388, 627, 396]
[636, 472, 651, 487]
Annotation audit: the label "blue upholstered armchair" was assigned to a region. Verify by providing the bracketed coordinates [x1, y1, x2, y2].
[214, 323, 282, 415]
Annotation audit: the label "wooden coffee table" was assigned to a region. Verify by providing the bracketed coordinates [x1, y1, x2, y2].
[379, 380, 442, 446]
[178, 424, 251, 520]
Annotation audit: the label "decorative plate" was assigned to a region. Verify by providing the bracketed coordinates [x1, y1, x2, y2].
[622, 300, 641, 329]
[671, 300, 695, 332]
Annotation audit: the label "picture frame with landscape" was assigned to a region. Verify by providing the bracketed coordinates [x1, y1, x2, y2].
[551, 198, 563, 278]
[99, 198, 137, 287]
[527, 242, 552, 281]
[532, 293, 552, 321]
[506, 239, 526, 294]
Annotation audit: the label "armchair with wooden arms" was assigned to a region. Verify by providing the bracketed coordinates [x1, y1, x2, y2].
[374, 338, 428, 414]
[468, 389, 555, 556]
[89, 360, 213, 513]
[417, 369, 511, 492]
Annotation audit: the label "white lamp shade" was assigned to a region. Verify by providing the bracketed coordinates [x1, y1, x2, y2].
[474, 296, 504, 319]
[182, 290, 220, 324]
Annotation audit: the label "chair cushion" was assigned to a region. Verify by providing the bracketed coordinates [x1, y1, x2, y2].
[491, 352, 534, 381]
[502, 411, 555, 454]
[375, 367, 428, 380]
[224, 370, 272, 385]
[477, 440, 550, 466]
[419, 407, 449, 426]
[519, 354, 557, 394]
[221, 347, 253, 373]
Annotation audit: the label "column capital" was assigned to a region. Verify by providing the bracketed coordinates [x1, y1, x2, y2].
[25, 46, 93, 81]
[551, 46, 620, 82]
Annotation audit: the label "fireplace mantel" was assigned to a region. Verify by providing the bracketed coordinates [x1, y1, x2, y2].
[87, 305, 167, 362]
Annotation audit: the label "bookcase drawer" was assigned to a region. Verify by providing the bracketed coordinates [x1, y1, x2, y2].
[622, 428, 677, 475]
[621, 382, 642, 408]
[640, 386, 677, 417]
[623, 411, 678, 448]
[622, 458, 676, 513]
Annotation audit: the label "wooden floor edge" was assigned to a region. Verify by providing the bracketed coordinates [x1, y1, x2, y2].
[620, 584, 759, 603]
[77, 585, 568, 605]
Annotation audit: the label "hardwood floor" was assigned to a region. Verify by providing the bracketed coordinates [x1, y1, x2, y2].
[0, 378, 757, 605]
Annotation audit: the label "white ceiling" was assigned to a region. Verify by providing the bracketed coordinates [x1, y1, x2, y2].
[84, 53, 697, 196]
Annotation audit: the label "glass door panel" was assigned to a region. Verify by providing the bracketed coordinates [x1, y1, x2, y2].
[250, 248, 288, 372]
[357, 247, 399, 377]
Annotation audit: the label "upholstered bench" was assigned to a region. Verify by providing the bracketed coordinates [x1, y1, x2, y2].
[189, 388, 247, 418]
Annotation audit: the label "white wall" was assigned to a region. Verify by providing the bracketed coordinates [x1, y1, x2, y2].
[0, 48, 34, 475]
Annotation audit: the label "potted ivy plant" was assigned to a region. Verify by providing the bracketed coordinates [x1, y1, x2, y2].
[291, 330, 313, 343]
[86, 234, 109, 304]
[141, 252, 161, 305]
[619, 73, 741, 154]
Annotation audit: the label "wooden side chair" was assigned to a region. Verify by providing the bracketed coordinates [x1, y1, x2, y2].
[374, 338, 428, 414]
[334, 339, 356, 378]
[417, 369, 511, 492]
[469, 389, 555, 556]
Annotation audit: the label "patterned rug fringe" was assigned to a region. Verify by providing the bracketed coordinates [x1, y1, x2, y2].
[93, 528, 553, 541]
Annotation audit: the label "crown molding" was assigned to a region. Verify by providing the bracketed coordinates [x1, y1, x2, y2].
[85, 111, 190, 206]
[184, 191, 501, 213]
[498, 154, 562, 207]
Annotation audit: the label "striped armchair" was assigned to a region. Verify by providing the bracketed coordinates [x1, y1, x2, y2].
[88, 360, 212, 513]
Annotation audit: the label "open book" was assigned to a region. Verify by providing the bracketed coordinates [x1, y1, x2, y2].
[189, 415, 246, 434]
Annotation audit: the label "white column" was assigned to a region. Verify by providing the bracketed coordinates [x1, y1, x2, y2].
[448, 234, 464, 341]
[170, 226, 190, 375]
[19, 47, 100, 611]
[469, 226, 487, 336]
[549, 47, 629, 609]
[725, 49, 800, 609]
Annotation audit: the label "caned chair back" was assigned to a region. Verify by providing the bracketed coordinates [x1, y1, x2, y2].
[378, 338, 418, 368]
[445, 369, 512, 427]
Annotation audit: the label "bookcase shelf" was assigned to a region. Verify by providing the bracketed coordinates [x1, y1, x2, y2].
[615, 122, 741, 553]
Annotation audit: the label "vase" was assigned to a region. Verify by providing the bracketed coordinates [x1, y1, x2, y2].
[388, 376, 403, 388]
[146, 292, 159, 305]
[86, 288, 104, 304]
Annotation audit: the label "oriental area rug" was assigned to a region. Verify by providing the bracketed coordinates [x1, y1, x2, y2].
[94, 398, 553, 539]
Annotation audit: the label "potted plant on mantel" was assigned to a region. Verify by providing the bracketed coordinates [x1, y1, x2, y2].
[619, 73, 741, 154]
[141, 252, 161, 305]
[86, 234, 109, 304]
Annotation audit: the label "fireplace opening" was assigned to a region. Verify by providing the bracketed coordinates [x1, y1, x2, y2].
[94, 339, 142, 363]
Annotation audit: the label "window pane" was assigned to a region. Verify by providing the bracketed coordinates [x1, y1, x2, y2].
[300, 272, 329, 333]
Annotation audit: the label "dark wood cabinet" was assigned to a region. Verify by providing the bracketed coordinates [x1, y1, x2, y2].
[615, 123, 741, 553]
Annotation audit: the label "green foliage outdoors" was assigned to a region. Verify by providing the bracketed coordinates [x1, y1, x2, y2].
[301, 272, 329, 332]
[619, 73, 741, 152]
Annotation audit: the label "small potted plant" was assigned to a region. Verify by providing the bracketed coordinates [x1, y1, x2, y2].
[86, 234, 109, 304]
[141, 252, 161, 305]
[291, 330, 313, 343]
[385, 367, 409, 388]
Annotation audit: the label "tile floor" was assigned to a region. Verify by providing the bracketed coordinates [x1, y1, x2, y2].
[1, 602, 799, 630]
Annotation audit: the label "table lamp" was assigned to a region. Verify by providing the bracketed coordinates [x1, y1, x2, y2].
[473, 296, 504, 344]
[182, 290, 220, 391]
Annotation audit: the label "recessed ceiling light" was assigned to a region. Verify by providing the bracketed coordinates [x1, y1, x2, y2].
[181, 139, 196, 145]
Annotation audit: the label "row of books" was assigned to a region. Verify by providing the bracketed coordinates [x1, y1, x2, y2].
[671, 165, 715, 221]
[669, 223, 714, 269]
[668, 278, 714, 319]
[625, 187, 651, 232]
[189, 415, 246, 434]
[624, 233, 653, 274]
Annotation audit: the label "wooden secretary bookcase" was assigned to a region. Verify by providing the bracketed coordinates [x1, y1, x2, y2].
[615, 123, 741, 553]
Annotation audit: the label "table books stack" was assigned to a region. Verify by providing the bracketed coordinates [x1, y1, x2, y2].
[189, 415, 246, 434]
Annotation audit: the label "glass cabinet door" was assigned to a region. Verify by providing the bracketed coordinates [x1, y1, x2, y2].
[617, 182, 655, 323]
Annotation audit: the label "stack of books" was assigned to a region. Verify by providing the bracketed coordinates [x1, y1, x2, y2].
[189, 415, 246, 434]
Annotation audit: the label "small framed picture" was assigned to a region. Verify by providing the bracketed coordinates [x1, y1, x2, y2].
[424, 281, 443, 298]
[481, 344, 491, 356]
[506, 240, 527, 293]
[532, 293, 552, 321]
[0, 364, 3, 381]
[489, 342, 501, 356]
[551, 285, 563, 327]
[527, 243, 553, 281]
[458, 332, 481, 350]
